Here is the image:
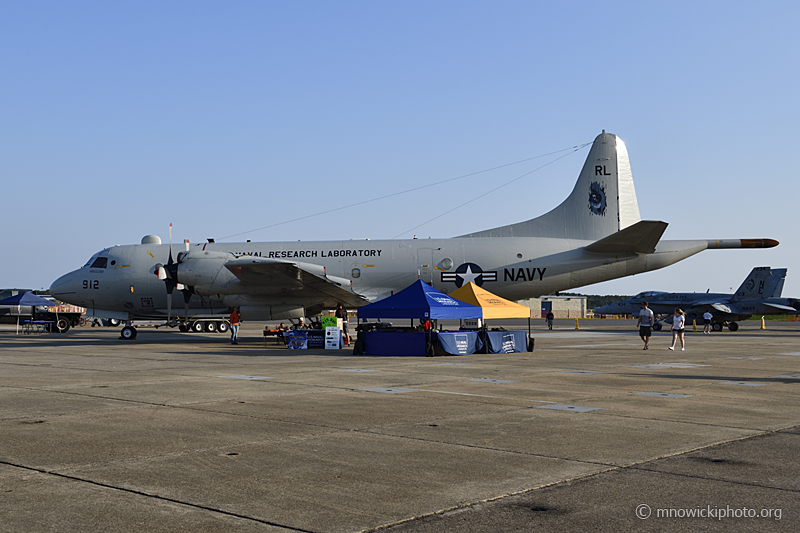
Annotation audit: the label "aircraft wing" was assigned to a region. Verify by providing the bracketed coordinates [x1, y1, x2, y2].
[584, 221, 669, 254]
[224, 257, 369, 308]
[761, 302, 798, 312]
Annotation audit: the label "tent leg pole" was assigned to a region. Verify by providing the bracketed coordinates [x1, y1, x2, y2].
[528, 317, 532, 352]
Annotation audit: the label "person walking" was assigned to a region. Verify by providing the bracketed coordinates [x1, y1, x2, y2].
[637, 301, 655, 350]
[229, 307, 240, 345]
[546, 310, 555, 330]
[703, 311, 713, 334]
[669, 308, 686, 351]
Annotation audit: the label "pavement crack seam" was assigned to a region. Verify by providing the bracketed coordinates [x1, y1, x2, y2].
[0, 459, 319, 533]
[358, 467, 619, 533]
[352, 429, 619, 468]
[628, 465, 800, 493]
[357, 424, 800, 532]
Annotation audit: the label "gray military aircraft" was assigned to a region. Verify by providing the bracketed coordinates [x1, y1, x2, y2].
[593, 267, 797, 331]
[50, 131, 778, 339]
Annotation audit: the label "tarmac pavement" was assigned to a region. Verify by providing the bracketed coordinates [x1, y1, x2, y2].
[0, 320, 798, 532]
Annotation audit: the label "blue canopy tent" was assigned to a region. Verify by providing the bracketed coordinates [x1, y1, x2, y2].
[0, 292, 56, 334]
[357, 280, 483, 320]
[356, 280, 482, 356]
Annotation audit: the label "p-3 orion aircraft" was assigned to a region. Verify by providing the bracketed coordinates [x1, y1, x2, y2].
[50, 131, 778, 339]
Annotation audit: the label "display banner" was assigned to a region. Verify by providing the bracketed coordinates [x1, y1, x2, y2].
[325, 326, 342, 349]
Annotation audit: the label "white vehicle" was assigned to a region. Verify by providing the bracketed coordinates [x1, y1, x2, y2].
[50, 132, 777, 339]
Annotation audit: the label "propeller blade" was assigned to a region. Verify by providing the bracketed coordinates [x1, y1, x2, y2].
[156, 265, 168, 280]
[184, 239, 190, 252]
[167, 223, 174, 265]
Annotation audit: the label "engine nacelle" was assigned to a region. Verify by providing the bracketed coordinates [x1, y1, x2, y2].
[176, 251, 237, 290]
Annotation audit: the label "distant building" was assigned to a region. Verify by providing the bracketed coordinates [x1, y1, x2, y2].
[516, 295, 589, 319]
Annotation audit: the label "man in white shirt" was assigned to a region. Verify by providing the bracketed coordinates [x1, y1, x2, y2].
[637, 301, 655, 350]
[703, 311, 713, 334]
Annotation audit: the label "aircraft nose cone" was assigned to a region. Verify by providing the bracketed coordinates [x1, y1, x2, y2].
[50, 272, 80, 302]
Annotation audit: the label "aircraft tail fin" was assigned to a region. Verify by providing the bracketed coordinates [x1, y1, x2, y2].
[766, 268, 787, 298]
[733, 267, 772, 301]
[459, 131, 641, 240]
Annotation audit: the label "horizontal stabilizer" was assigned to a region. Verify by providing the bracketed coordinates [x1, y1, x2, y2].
[584, 220, 668, 254]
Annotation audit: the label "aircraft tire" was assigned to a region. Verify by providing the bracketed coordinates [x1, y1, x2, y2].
[191, 321, 205, 333]
[108, 318, 121, 327]
[712, 323, 723, 332]
[652, 323, 662, 331]
[179, 324, 188, 332]
[217, 321, 229, 333]
[54, 318, 70, 333]
[205, 321, 218, 333]
[728, 322, 739, 332]
[120, 326, 137, 340]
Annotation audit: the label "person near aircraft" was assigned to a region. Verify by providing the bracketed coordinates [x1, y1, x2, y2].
[230, 307, 240, 345]
[669, 308, 685, 351]
[335, 303, 350, 345]
[703, 311, 713, 334]
[637, 301, 654, 350]
[546, 310, 555, 330]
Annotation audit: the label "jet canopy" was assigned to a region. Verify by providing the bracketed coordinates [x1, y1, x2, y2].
[633, 291, 668, 299]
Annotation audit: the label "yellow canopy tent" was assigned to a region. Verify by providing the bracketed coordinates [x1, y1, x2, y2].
[448, 282, 533, 351]
[448, 282, 531, 319]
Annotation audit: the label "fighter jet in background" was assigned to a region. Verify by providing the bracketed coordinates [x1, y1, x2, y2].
[593, 267, 797, 331]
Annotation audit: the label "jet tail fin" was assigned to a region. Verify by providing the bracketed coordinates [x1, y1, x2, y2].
[459, 131, 641, 240]
[732, 267, 771, 301]
[766, 268, 787, 298]
[584, 220, 668, 254]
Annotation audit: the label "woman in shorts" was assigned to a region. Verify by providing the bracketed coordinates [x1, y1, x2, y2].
[669, 308, 686, 351]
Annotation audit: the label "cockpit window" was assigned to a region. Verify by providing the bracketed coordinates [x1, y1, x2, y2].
[90, 257, 108, 268]
[84, 249, 111, 268]
[634, 291, 666, 298]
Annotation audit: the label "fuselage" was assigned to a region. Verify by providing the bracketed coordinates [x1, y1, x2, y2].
[50, 236, 710, 321]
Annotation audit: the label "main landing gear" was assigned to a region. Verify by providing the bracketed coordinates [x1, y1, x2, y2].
[711, 322, 739, 332]
[120, 325, 137, 340]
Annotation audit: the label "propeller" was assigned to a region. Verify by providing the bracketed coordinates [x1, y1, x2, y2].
[152, 224, 193, 324]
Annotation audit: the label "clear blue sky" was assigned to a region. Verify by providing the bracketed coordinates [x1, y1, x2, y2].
[2, 1, 798, 296]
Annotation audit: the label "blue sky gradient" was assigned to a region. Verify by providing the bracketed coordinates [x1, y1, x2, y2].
[2, 1, 798, 296]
